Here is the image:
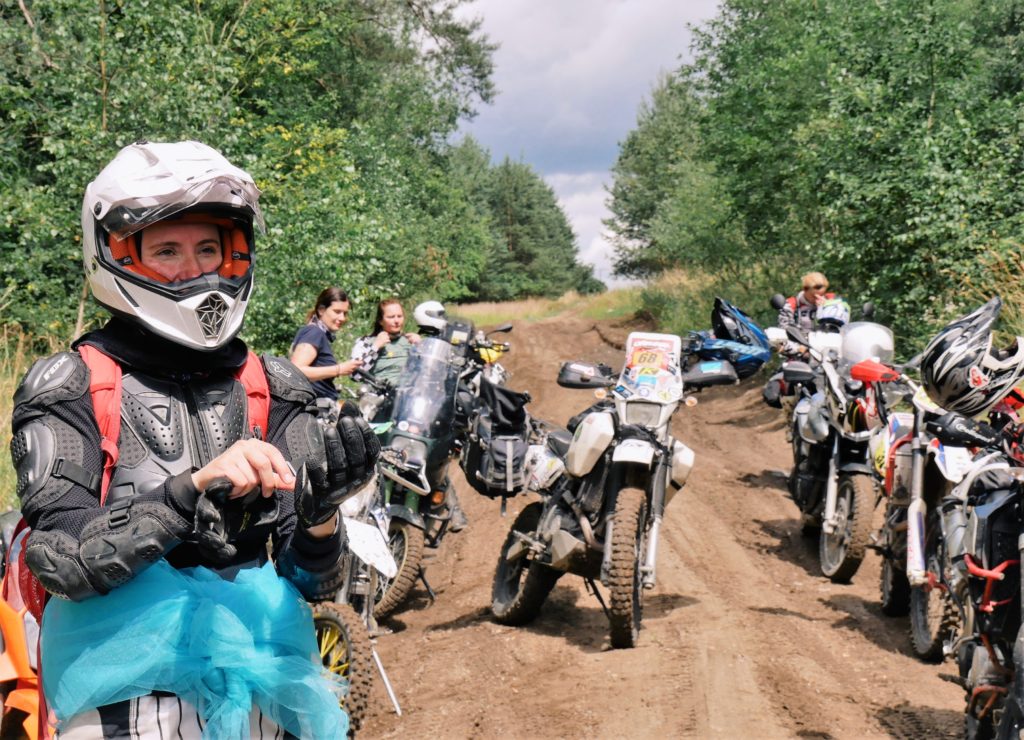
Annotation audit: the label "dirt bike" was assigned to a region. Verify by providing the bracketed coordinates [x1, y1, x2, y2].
[776, 316, 895, 582]
[490, 331, 737, 648]
[926, 416, 1024, 738]
[851, 359, 970, 660]
[311, 479, 402, 732]
[358, 323, 514, 619]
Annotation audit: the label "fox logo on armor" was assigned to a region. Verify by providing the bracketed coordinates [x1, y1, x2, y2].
[267, 359, 293, 379]
[42, 355, 69, 383]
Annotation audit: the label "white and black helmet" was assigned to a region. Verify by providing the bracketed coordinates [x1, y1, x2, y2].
[414, 300, 447, 335]
[920, 297, 1024, 417]
[82, 140, 264, 350]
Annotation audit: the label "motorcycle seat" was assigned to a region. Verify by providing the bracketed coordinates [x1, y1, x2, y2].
[547, 428, 573, 458]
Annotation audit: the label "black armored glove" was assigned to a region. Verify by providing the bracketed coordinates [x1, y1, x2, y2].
[298, 401, 381, 528]
[194, 478, 280, 563]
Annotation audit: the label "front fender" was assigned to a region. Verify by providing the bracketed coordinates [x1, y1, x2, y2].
[388, 503, 425, 530]
[612, 439, 656, 467]
[837, 462, 874, 476]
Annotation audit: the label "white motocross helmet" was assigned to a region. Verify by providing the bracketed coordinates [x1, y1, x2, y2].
[82, 140, 264, 351]
[414, 300, 447, 335]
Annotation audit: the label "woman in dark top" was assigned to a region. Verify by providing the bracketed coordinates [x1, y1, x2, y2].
[290, 286, 362, 400]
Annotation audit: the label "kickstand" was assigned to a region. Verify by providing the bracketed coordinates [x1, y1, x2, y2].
[585, 578, 610, 620]
[418, 566, 437, 604]
[371, 647, 403, 716]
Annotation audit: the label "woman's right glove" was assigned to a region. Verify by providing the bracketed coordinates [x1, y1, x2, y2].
[298, 401, 381, 528]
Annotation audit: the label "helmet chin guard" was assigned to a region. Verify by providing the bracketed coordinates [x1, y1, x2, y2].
[82, 141, 263, 351]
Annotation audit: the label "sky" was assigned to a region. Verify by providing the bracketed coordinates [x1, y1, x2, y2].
[455, 0, 721, 288]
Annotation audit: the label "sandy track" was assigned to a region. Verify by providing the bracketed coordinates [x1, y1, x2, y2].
[360, 314, 965, 739]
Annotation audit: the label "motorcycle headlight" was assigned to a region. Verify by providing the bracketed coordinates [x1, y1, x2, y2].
[625, 401, 661, 427]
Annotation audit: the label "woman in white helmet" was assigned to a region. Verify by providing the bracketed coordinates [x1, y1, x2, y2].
[9, 140, 378, 738]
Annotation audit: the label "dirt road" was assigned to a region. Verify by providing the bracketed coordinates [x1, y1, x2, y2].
[362, 313, 965, 739]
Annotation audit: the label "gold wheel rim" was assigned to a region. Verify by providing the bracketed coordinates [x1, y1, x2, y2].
[316, 618, 352, 708]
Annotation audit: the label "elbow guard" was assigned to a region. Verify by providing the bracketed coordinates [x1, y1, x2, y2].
[25, 500, 192, 601]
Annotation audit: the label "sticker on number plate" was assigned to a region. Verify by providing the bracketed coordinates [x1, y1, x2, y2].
[343, 516, 398, 578]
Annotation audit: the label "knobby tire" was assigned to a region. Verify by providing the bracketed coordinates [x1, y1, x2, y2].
[313, 601, 375, 733]
[819, 474, 873, 583]
[374, 519, 425, 619]
[491, 502, 560, 625]
[608, 487, 647, 649]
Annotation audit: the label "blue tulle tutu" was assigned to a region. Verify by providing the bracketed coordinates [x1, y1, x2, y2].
[41, 560, 348, 739]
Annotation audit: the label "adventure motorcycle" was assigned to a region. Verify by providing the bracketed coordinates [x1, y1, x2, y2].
[922, 416, 1024, 738]
[490, 331, 737, 648]
[777, 314, 895, 582]
[851, 360, 970, 660]
[359, 322, 514, 618]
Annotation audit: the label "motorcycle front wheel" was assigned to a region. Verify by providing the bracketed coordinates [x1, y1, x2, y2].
[374, 518, 425, 619]
[819, 474, 873, 583]
[608, 487, 648, 649]
[313, 601, 375, 733]
[491, 502, 560, 625]
[909, 515, 958, 662]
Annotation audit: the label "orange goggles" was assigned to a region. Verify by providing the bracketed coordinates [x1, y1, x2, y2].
[107, 213, 252, 284]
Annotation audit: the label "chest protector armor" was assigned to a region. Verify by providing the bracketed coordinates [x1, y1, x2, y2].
[107, 370, 249, 504]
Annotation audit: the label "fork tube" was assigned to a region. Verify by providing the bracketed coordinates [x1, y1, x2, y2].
[823, 436, 840, 534]
[642, 458, 668, 589]
[906, 409, 928, 584]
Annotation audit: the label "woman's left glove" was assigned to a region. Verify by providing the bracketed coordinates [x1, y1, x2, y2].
[298, 401, 381, 528]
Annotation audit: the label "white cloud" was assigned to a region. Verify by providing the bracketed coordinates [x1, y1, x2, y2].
[545, 171, 638, 289]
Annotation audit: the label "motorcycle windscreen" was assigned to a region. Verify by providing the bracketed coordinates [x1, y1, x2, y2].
[390, 336, 460, 439]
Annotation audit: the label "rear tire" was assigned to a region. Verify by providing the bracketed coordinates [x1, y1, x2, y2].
[491, 502, 560, 625]
[313, 602, 374, 733]
[819, 474, 873, 583]
[608, 487, 648, 649]
[374, 519, 424, 619]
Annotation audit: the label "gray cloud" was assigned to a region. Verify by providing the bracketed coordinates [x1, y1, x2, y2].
[457, 0, 720, 286]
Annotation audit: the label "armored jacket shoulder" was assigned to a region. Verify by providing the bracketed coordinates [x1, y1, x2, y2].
[261, 355, 316, 405]
[13, 351, 89, 411]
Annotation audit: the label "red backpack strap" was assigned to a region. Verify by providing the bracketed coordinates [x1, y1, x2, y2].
[234, 351, 270, 439]
[76, 345, 122, 506]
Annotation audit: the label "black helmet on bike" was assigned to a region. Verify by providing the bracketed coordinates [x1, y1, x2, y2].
[920, 297, 1024, 417]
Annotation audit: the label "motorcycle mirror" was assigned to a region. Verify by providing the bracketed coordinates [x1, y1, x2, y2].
[901, 353, 922, 372]
[785, 324, 809, 346]
[861, 301, 875, 319]
[487, 323, 513, 335]
[770, 294, 786, 311]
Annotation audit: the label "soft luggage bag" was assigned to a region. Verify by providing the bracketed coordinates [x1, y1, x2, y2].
[461, 379, 530, 498]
